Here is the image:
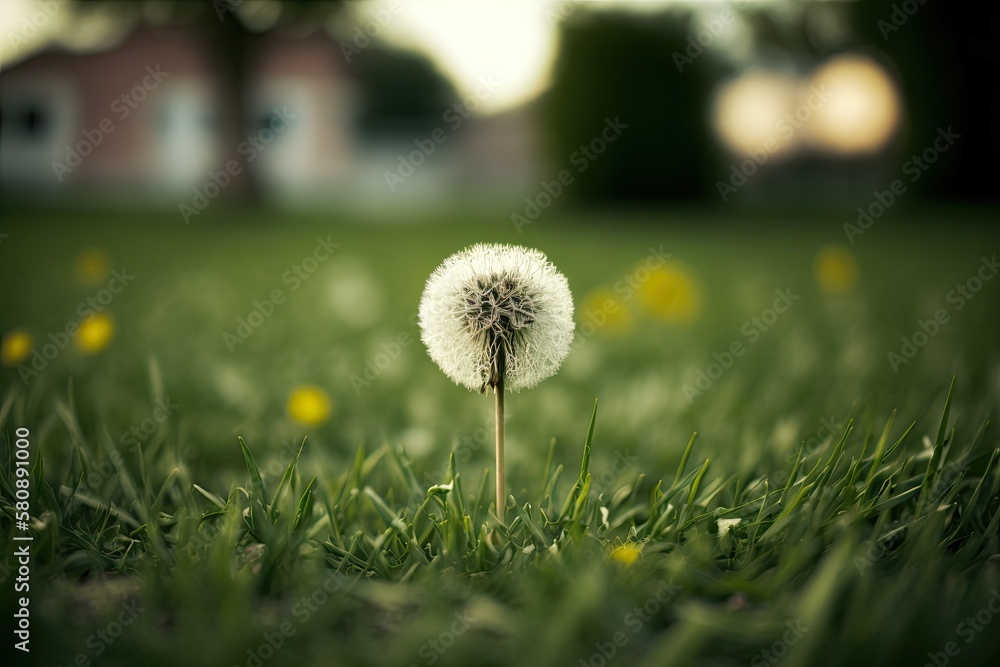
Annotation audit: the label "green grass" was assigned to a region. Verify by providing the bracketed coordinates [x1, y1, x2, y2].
[1, 207, 999, 667]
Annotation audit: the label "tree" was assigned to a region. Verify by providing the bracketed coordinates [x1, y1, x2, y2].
[546, 9, 730, 202]
[352, 47, 457, 140]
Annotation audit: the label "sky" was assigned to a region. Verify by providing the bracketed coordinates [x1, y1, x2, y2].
[350, 0, 701, 114]
[347, 0, 560, 114]
[1, 0, 134, 71]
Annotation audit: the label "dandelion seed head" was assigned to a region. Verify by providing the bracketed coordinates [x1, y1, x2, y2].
[419, 244, 575, 392]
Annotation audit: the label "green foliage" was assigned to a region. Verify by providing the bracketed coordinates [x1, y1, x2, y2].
[1, 211, 999, 666]
[546, 10, 726, 201]
[3, 375, 999, 666]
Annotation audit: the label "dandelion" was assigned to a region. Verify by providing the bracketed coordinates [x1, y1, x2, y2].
[814, 245, 859, 294]
[75, 313, 114, 355]
[610, 542, 642, 566]
[639, 261, 702, 324]
[580, 288, 633, 337]
[419, 244, 575, 519]
[287, 385, 332, 427]
[74, 247, 111, 286]
[1, 329, 33, 367]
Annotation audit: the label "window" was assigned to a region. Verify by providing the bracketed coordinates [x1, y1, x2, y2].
[0, 103, 50, 141]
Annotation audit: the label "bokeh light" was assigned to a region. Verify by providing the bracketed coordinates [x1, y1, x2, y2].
[803, 53, 902, 155]
[1, 329, 33, 366]
[328, 259, 385, 329]
[287, 385, 333, 427]
[711, 69, 799, 155]
[75, 313, 115, 354]
[814, 245, 860, 295]
[639, 262, 703, 325]
[74, 247, 112, 286]
[580, 288, 633, 338]
[712, 53, 902, 160]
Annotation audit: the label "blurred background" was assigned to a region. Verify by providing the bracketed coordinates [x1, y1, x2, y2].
[2, 0, 997, 209]
[1, 0, 999, 485]
[4, 6, 1000, 666]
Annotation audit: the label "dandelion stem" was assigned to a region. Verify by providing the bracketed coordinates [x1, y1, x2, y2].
[495, 378, 505, 521]
[494, 349, 506, 522]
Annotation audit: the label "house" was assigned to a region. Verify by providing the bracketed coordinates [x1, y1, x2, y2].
[0, 20, 542, 211]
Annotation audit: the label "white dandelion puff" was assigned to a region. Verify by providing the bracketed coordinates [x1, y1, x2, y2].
[419, 243, 575, 393]
[418, 243, 575, 520]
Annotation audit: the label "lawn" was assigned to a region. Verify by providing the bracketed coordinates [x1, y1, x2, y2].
[1, 206, 999, 667]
